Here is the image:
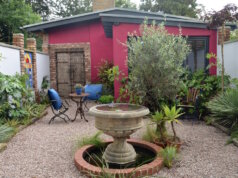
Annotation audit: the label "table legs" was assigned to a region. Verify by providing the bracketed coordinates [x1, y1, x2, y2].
[72, 99, 88, 122]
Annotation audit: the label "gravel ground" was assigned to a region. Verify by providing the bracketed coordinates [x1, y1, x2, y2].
[0, 101, 238, 178]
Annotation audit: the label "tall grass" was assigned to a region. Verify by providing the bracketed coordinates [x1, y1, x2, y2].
[74, 132, 105, 153]
[158, 146, 177, 168]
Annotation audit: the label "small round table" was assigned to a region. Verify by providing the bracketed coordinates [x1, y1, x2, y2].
[69, 93, 89, 122]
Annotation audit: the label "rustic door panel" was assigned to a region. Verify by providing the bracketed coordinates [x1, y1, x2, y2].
[70, 52, 85, 92]
[56, 51, 85, 97]
[57, 53, 70, 97]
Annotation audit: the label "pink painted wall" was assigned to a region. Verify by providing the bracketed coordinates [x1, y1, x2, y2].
[48, 22, 113, 82]
[113, 23, 217, 98]
[47, 21, 217, 98]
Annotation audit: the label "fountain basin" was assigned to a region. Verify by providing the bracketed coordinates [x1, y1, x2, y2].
[74, 139, 163, 177]
[89, 103, 150, 164]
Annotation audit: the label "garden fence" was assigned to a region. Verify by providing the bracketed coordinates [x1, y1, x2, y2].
[217, 40, 238, 79]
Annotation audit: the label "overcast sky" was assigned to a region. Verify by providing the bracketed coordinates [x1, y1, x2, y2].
[131, 0, 238, 11]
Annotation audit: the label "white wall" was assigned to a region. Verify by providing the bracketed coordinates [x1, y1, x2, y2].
[36, 52, 50, 90]
[217, 40, 238, 78]
[0, 43, 21, 75]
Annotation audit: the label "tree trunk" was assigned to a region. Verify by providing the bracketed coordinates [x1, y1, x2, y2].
[171, 122, 176, 141]
[221, 24, 225, 93]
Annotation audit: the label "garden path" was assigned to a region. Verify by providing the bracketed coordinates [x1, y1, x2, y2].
[0, 102, 238, 178]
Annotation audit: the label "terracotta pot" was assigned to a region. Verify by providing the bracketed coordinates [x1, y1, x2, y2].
[153, 137, 182, 151]
[166, 138, 183, 152]
[152, 138, 166, 148]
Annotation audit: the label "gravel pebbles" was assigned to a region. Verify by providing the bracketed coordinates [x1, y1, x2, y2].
[0, 102, 238, 178]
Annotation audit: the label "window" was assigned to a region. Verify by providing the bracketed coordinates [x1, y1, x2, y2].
[184, 37, 209, 72]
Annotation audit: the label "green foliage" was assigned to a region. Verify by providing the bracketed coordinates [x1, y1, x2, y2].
[207, 89, 238, 129]
[0, 125, 15, 143]
[158, 146, 177, 168]
[163, 106, 183, 141]
[180, 69, 224, 116]
[0, 0, 41, 43]
[150, 105, 183, 144]
[99, 95, 114, 104]
[39, 76, 50, 104]
[142, 125, 158, 142]
[0, 73, 35, 120]
[25, 0, 50, 21]
[75, 132, 105, 150]
[227, 129, 238, 144]
[126, 21, 190, 111]
[98, 60, 119, 95]
[0, 73, 46, 124]
[140, 0, 199, 18]
[230, 29, 238, 40]
[116, 0, 136, 9]
[49, 0, 136, 18]
[74, 83, 83, 89]
[49, 0, 92, 18]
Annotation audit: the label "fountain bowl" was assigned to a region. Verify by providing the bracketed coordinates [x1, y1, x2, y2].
[89, 103, 150, 164]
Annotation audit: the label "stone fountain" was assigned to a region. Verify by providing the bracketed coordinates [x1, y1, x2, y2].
[89, 103, 150, 164]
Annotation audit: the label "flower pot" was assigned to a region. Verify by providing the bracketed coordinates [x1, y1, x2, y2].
[75, 88, 82, 95]
[166, 137, 183, 152]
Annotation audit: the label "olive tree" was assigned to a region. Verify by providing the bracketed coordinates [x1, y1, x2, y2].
[126, 21, 190, 111]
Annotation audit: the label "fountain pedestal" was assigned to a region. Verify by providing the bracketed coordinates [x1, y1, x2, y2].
[103, 138, 136, 164]
[89, 103, 150, 165]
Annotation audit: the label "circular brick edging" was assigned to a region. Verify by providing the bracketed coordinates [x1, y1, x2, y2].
[74, 139, 163, 177]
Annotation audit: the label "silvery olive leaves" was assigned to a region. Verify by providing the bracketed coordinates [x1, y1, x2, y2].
[126, 21, 190, 111]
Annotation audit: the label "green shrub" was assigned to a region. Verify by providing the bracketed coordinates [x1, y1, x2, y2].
[227, 129, 238, 144]
[126, 21, 190, 111]
[0, 73, 34, 120]
[98, 60, 119, 95]
[0, 125, 15, 143]
[99, 95, 114, 104]
[207, 89, 238, 129]
[179, 69, 224, 116]
[158, 146, 177, 168]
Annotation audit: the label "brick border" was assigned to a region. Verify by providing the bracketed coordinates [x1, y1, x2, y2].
[74, 139, 163, 177]
[49, 43, 91, 90]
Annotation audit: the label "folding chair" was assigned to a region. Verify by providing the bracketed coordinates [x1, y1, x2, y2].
[48, 89, 71, 124]
[178, 88, 200, 120]
[83, 84, 103, 111]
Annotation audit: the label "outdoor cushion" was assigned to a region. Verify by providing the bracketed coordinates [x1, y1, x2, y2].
[84, 84, 103, 100]
[48, 89, 62, 110]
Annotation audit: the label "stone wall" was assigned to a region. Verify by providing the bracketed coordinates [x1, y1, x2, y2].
[218, 26, 231, 45]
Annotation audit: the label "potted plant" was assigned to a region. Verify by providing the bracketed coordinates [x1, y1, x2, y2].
[75, 84, 83, 95]
[163, 106, 184, 150]
[151, 105, 184, 150]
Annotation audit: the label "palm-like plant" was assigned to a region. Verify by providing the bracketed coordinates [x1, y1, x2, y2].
[151, 111, 167, 142]
[163, 106, 183, 141]
[207, 89, 238, 129]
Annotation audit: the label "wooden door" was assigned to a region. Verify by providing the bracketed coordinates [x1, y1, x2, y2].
[56, 51, 85, 97]
[57, 53, 71, 98]
[70, 52, 85, 92]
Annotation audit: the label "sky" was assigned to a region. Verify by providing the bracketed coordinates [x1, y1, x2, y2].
[131, 0, 238, 11]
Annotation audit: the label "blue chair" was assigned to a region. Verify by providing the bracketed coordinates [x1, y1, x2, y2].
[84, 84, 103, 110]
[48, 89, 71, 124]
